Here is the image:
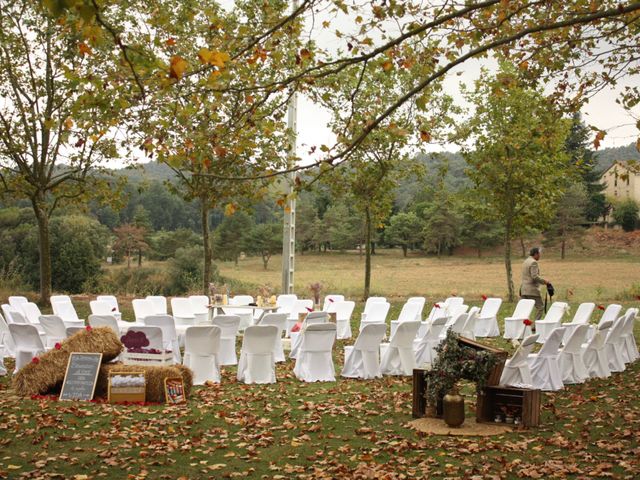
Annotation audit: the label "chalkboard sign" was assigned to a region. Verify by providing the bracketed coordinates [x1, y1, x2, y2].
[60, 353, 103, 401]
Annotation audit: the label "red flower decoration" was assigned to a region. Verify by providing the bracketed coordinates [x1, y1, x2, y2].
[523, 319, 533, 326]
[597, 305, 605, 311]
[481, 294, 488, 301]
[31, 357, 40, 364]
[291, 322, 303, 333]
[54, 343, 62, 350]
[86, 325, 92, 331]
[305, 307, 313, 312]
[328, 298, 334, 303]
[434, 303, 441, 309]
[111, 307, 117, 312]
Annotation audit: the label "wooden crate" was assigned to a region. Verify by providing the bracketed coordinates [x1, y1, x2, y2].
[108, 371, 146, 403]
[476, 385, 541, 427]
[123, 351, 173, 366]
[412, 368, 428, 418]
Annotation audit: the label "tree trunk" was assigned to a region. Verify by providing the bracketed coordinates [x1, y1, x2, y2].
[201, 197, 213, 294]
[402, 245, 407, 257]
[262, 253, 269, 270]
[520, 237, 526, 258]
[505, 223, 515, 302]
[32, 196, 52, 305]
[364, 207, 372, 300]
[138, 249, 142, 267]
[561, 239, 566, 260]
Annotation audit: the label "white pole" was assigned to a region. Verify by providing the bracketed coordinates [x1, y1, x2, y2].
[281, 0, 299, 295]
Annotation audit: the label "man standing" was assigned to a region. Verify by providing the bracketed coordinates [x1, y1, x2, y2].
[520, 247, 549, 320]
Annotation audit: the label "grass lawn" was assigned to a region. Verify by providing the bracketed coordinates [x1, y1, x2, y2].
[217, 250, 640, 302]
[1, 298, 639, 479]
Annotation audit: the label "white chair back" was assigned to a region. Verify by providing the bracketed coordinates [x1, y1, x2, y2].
[364, 301, 390, 323]
[390, 321, 420, 347]
[289, 299, 314, 319]
[8, 296, 28, 311]
[406, 297, 426, 321]
[88, 314, 119, 335]
[304, 311, 329, 326]
[189, 295, 209, 312]
[21, 303, 42, 324]
[146, 295, 168, 314]
[353, 323, 386, 351]
[1, 304, 21, 323]
[65, 326, 85, 337]
[132, 299, 157, 322]
[570, 303, 595, 324]
[479, 298, 502, 317]
[97, 295, 120, 314]
[90, 300, 113, 316]
[171, 298, 196, 324]
[9, 323, 44, 350]
[332, 300, 355, 320]
[242, 325, 278, 355]
[125, 326, 164, 350]
[300, 323, 336, 353]
[276, 294, 298, 314]
[144, 314, 181, 363]
[212, 315, 241, 338]
[562, 324, 589, 354]
[397, 302, 422, 323]
[511, 299, 536, 318]
[238, 325, 279, 384]
[510, 334, 540, 365]
[364, 297, 387, 310]
[538, 327, 566, 356]
[185, 325, 221, 356]
[38, 315, 68, 345]
[50, 295, 71, 304]
[541, 302, 568, 323]
[450, 313, 469, 335]
[322, 294, 344, 311]
[51, 299, 80, 323]
[599, 304, 622, 326]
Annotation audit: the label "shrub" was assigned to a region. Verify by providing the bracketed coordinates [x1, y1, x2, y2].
[613, 200, 639, 232]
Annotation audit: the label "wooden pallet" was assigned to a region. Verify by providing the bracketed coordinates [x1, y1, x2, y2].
[476, 385, 541, 427]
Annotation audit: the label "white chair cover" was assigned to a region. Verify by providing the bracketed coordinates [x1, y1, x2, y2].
[276, 294, 298, 316]
[390, 302, 423, 337]
[406, 297, 427, 321]
[293, 323, 337, 382]
[0, 313, 16, 358]
[286, 299, 314, 335]
[38, 315, 68, 348]
[228, 295, 254, 330]
[597, 303, 622, 327]
[132, 298, 157, 323]
[414, 316, 448, 366]
[211, 315, 241, 366]
[359, 301, 390, 332]
[184, 325, 221, 384]
[51, 299, 81, 324]
[328, 300, 355, 340]
[342, 323, 386, 379]
[9, 323, 44, 371]
[527, 327, 566, 391]
[125, 326, 164, 351]
[144, 314, 182, 364]
[2, 304, 25, 324]
[380, 321, 420, 376]
[503, 299, 536, 339]
[21, 303, 43, 325]
[96, 295, 122, 321]
[171, 298, 196, 327]
[604, 316, 627, 372]
[237, 325, 278, 384]
[189, 295, 210, 324]
[322, 294, 344, 312]
[582, 320, 613, 379]
[257, 313, 288, 362]
[146, 295, 168, 315]
[8, 296, 28, 311]
[535, 302, 568, 343]
[499, 334, 540, 387]
[561, 303, 595, 344]
[474, 298, 502, 337]
[620, 308, 639, 364]
[558, 324, 589, 384]
[88, 314, 120, 335]
[289, 312, 329, 360]
[65, 326, 86, 337]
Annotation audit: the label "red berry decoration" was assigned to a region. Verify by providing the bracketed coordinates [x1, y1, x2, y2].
[54, 343, 62, 350]
[31, 357, 40, 364]
[86, 325, 92, 331]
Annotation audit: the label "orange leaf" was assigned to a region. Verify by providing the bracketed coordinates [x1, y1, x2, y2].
[169, 56, 188, 80]
[78, 42, 92, 55]
[300, 48, 312, 60]
[165, 38, 176, 47]
[381, 60, 393, 72]
[419, 130, 431, 142]
[593, 130, 605, 150]
[224, 204, 236, 216]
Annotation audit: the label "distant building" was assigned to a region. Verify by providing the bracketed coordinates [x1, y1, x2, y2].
[601, 161, 640, 203]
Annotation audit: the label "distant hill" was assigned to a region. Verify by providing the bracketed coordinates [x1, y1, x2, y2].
[594, 143, 640, 173]
[111, 161, 176, 183]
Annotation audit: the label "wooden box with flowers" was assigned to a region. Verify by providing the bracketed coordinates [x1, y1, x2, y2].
[476, 385, 541, 427]
[121, 331, 173, 366]
[412, 331, 507, 420]
[108, 371, 146, 403]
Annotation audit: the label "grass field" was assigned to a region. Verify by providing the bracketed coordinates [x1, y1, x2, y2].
[217, 249, 640, 302]
[1, 252, 639, 478]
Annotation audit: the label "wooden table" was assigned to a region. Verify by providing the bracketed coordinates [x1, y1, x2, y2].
[208, 304, 279, 323]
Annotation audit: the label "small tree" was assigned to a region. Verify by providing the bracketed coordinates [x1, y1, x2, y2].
[244, 224, 282, 270]
[544, 183, 588, 259]
[385, 212, 423, 257]
[113, 224, 148, 269]
[613, 200, 639, 232]
[213, 211, 253, 265]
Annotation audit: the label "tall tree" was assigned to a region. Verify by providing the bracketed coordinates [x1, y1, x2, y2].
[385, 212, 424, 257]
[0, 1, 125, 302]
[461, 63, 572, 301]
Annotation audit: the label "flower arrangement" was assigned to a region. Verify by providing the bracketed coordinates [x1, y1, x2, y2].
[308, 282, 323, 306]
[423, 330, 499, 406]
[523, 319, 533, 326]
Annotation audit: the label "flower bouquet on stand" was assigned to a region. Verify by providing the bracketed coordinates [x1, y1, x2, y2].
[308, 282, 323, 309]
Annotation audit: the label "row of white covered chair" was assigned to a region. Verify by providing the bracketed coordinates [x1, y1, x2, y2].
[501, 307, 639, 391]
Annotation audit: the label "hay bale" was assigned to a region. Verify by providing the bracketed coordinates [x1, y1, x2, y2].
[12, 327, 123, 397]
[95, 363, 193, 403]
